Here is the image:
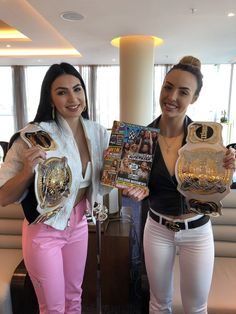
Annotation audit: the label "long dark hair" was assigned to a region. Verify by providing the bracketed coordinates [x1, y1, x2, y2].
[33, 62, 89, 123]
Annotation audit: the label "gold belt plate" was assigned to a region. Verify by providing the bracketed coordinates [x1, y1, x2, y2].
[176, 122, 234, 216]
[35, 156, 72, 210]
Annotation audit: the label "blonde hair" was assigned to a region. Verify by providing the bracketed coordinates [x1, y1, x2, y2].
[179, 55, 201, 69]
[168, 55, 203, 95]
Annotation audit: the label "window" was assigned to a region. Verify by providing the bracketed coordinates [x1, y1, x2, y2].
[153, 65, 168, 119]
[0, 67, 14, 141]
[3, 63, 235, 146]
[154, 64, 234, 145]
[229, 64, 236, 144]
[25, 66, 49, 122]
[95, 66, 120, 128]
[187, 64, 232, 144]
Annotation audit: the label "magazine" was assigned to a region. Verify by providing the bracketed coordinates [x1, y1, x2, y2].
[101, 120, 160, 189]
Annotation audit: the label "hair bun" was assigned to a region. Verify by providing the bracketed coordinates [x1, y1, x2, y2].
[179, 56, 201, 69]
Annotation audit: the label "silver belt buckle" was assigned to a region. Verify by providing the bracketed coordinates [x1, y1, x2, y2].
[165, 220, 180, 232]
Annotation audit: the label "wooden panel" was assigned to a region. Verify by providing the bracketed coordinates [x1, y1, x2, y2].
[82, 220, 131, 305]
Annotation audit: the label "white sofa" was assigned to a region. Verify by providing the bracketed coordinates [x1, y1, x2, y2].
[0, 203, 23, 314]
[171, 190, 236, 313]
[205, 189, 236, 313]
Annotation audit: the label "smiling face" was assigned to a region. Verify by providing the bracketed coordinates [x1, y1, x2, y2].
[159, 69, 198, 120]
[140, 161, 148, 171]
[51, 74, 86, 121]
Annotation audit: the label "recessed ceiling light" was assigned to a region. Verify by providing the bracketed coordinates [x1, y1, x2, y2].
[228, 12, 235, 17]
[60, 11, 84, 21]
[0, 20, 31, 41]
[190, 8, 197, 14]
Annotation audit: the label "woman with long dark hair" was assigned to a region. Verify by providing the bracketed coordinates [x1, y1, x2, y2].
[0, 62, 110, 314]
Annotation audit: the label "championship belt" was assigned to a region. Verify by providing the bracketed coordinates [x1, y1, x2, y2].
[21, 129, 57, 151]
[175, 122, 233, 216]
[21, 127, 72, 223]
[35, 156, 72, 209]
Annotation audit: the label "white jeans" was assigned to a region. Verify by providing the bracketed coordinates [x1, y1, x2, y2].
[143, 213, 214, 314]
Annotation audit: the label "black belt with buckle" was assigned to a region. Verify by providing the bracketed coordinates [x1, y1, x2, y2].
[149, 210, 210, 232]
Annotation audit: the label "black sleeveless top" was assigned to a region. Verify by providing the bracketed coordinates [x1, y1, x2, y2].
[147, 115, 193, 216]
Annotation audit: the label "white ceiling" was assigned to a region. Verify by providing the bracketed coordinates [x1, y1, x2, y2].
[0, 0, 236, 66]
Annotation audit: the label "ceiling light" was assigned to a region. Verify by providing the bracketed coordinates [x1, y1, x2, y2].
[0, 48, 81, 57]
[60, 11, 84, 21]
[111, 35, 163, 47]
[0, 20, 31, 41]
[228, 12, 235, 17]
[190, 8, 197, 14]
[0, 32, 31, 41]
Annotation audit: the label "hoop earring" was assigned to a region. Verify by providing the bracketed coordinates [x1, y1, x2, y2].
[83, 105, 87, 112]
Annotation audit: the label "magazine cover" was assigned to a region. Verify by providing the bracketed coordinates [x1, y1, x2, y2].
[101, 120, 160, 189]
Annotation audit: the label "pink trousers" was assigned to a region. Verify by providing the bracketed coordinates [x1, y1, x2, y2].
[22, 198, 88, 314]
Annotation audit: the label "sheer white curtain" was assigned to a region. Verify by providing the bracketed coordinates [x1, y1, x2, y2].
[153, 64, 234, 144]
[153, 65, 169, 120]
[95, 65, 120, 128]
[187, 64, 232, 145]
[0, 67, 14, 141]
[25, 66, 49, 122]
[2, 63, 235, 144]
[229, 64, 236, 144]
[187, 65, 231, 122]
[78, 65, 97, 121]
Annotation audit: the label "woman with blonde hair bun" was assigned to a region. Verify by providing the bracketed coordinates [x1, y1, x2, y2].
[123, 56, 236, 313]
[179, 55, 202, 68]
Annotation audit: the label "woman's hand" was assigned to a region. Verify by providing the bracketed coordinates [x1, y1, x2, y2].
[223, 147, 236, 171]
[103, 148, 110, 159]
[0, 146, 47, 206]
[21, 146, 47, 177]
[122, 186, 149, 202]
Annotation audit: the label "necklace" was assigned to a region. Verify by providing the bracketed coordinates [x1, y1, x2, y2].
[159, 133, 183, 154]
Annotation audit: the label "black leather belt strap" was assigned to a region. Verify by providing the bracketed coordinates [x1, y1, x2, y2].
[149, 210, 210, 232]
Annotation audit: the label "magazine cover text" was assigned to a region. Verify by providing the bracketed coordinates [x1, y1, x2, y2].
[101, 120, 159, 189]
